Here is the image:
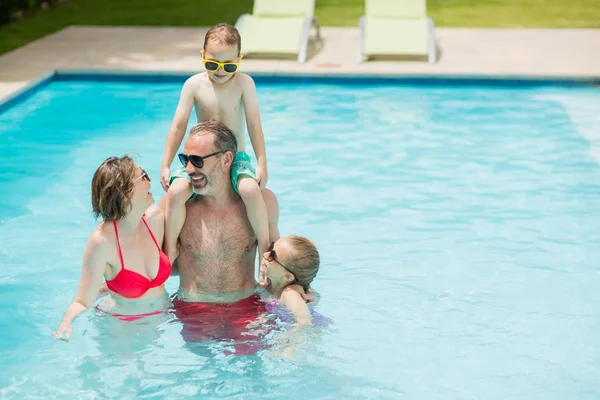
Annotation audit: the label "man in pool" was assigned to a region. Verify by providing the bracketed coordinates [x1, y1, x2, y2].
[160, 120, 280, 354]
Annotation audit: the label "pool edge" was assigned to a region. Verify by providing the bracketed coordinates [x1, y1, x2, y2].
[0, 71, 55, 114]
[55, 68, 600, 85]
[1, 68, 599, 113]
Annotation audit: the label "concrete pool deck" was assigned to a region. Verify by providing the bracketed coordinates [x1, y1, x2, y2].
[1, 26, 599, 102]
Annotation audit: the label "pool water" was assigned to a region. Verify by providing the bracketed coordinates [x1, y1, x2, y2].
[1, 78, 600, 398]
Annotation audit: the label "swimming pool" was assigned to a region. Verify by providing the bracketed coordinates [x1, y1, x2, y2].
[1, 75, 600, 398]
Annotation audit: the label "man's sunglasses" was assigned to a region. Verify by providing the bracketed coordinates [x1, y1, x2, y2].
[201, 51, 243, 74]
[266, 241, 295, 280]
[134, 169, 150, 183]
[178, 151, 223, 169]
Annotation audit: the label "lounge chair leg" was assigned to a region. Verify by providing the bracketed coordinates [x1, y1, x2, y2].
[297, 17, 313, 63]
[313, 16, 322, 43]
[428, 18, 436, 64]
[357, 16, 365, 64]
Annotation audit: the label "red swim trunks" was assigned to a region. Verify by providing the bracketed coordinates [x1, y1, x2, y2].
[172, 293, 268, 355]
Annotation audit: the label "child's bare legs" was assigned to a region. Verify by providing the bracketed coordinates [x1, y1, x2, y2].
[164, 178, 192, 261]
[237, 176, 270, 281]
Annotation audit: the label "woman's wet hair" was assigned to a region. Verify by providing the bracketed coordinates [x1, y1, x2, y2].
[91, 155, 138, 221]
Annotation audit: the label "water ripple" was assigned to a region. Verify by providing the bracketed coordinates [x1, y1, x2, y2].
[1, 82, 600, 398]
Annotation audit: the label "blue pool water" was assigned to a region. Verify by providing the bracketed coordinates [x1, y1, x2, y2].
[1, 77, 600, 398]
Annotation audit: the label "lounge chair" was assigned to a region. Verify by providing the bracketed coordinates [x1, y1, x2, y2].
[357, 0, 436, 64]
[234, 0, 321, 63]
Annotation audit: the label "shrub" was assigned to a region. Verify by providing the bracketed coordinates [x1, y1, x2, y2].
[0, 0, 61, 26]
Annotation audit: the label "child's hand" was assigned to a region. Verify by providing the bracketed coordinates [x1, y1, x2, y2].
[160, 167, 171, 191]
[302, 288, 320, 305]
[255, 166, 268, 190]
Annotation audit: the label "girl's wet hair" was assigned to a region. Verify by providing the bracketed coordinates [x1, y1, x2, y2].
[284, 236, 320, 290]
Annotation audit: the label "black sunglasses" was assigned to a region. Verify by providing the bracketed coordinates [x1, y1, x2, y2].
[178, 151, 223, 169]
[267, 241, 296, 280]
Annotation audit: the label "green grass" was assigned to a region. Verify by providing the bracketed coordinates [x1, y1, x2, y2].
[319, 0, 600, 27]
[1, 0, 599, 55]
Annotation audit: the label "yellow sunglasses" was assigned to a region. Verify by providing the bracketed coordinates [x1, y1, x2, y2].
[201, 51, 243, 74]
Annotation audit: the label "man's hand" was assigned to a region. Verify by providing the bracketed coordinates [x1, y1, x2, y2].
[160, 166, 171, 191]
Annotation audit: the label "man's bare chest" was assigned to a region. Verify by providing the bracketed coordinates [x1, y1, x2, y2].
[180, 203, 255, 255]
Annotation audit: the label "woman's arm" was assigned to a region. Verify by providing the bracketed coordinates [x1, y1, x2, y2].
[53, 233, 108, 340]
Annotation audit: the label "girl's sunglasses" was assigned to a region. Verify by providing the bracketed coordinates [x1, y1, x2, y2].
[201, 51, 243, 74]
[266, 241, 295, 279]
[134, 169, 150, 183]
[178, 151, 223, 169]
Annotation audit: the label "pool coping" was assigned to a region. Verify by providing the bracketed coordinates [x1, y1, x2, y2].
[2, 68, 599, 114]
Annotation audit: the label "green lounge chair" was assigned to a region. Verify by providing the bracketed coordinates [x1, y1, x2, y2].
[234, 0, 322, 63]
[358, 0, 437, 63]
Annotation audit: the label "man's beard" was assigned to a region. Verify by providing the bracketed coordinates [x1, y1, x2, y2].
[189, 163, 219, 195]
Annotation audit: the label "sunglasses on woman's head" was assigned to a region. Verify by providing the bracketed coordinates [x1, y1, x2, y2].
[134, 169, 150, 183]
[178, 151, 223, 169]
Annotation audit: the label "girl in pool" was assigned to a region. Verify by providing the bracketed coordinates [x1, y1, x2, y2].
[258, 236, 320, 325]
[53, 156, 172, 340]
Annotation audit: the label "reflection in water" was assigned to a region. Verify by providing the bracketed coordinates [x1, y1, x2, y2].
[69, 295, 338, 398]
[63, 294, 340, 398]
[172, 293, 276, 356]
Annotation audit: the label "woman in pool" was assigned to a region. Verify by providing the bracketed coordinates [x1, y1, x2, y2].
[258, 236, 320, 325]
[53, 155, 172, 340]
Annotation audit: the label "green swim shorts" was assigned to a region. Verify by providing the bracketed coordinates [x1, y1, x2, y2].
[169, 167, 198, 200]
[169, 151, 256, 199]
[231, 151, 256, 194]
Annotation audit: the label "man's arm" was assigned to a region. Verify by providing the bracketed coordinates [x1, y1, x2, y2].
[241, 74, 268, 188]
[170, 259, 180, 277]
[155, 195, 179, 263]
[160, 78, 197, 190]
[143, 206, 165, 244]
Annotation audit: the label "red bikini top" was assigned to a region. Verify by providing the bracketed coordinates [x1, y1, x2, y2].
[105, 216, 171, 299]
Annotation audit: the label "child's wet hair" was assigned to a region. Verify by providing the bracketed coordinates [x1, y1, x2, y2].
[203, 23, 241, 53]
[284, 236, 320, 290]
